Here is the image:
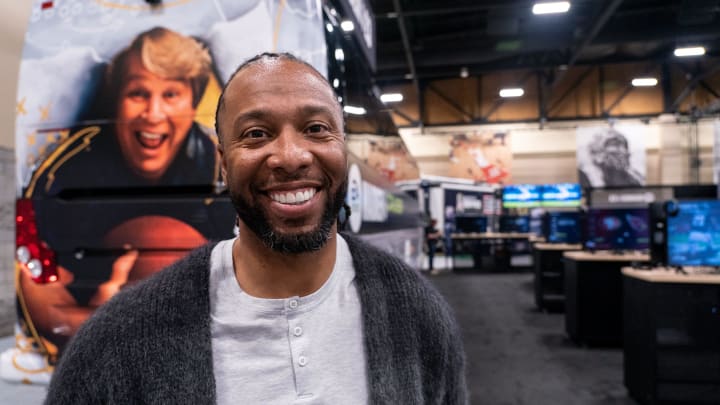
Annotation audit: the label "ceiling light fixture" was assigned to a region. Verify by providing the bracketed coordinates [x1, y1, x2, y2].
[532, 1, 571, 15]
[325, 23, 334, 33]
[340, 20, 355, 32]
[343, 105, 367, 115]
[674, 46, 706, 57]
[460, 67, 469, 78]
[631, 77, 658, 87]
[499, 88, 524, 98]
[334, 48, 345, 61]
[380, 93, 404, 103]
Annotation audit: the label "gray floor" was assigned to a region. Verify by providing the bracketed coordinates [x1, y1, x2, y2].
[0, 335, 47, 404]
[1, 270, 639, 405]
[428, 270, 638, 405]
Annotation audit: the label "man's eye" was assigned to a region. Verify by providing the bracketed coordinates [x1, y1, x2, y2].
[244, 129, 267, 139]
[307, 124, 328, 134]
[126, 89, 148, 100]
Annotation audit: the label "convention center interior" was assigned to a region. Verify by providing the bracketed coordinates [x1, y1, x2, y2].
[1, 0, 720, 404]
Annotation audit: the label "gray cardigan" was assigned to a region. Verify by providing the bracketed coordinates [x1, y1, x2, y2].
[46, 234, 468, 404]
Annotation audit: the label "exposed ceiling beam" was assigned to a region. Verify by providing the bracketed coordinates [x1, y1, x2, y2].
[391, 0, 422, 131]
[670, 61, 720, 112]
[376, 1, 526, 19]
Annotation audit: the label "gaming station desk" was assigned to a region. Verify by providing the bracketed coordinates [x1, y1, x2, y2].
[532, 243, 582, 311]
[562, 250, 650, 345]
[450, 232, 535, 271]
[622, 267, 720, 405]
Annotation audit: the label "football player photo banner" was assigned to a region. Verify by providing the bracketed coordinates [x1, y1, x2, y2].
[447, 131, 512, 184]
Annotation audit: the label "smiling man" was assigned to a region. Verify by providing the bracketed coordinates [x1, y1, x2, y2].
[45, 53, 468, 404]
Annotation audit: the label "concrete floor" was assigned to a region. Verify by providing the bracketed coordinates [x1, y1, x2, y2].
[0, 335, 47, 404]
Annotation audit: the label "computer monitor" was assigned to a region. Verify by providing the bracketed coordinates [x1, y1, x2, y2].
[502, 184, 541, 208]
[667, 200, 720, 267]
[543, 212, 582, 244]
[455, 215, 488, 233]
[584, 208, 649, 251]
[499, 216, 530, 233]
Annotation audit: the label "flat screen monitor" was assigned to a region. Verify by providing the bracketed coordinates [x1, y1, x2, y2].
[584, 208, 649, 251]
[455, 215, 488, 233]
[543, 212, 582, 244]
[541, 183, 582, 207]
[502, 185, 541, 208]
[499, 216, 530, 233]
[667, 200, 720, 267]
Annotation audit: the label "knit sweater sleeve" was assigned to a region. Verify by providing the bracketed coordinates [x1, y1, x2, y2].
[342, 234, 468, 405]
[44, 243, 217, 404]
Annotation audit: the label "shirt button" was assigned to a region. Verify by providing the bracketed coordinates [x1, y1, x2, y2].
[293, 326, 303, 336]
[298, 356, 308, 366]
[289, 300, 298, 309]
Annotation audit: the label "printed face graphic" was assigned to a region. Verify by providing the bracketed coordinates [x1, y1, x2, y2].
[115, 53, 196, 181]
[217, 59, 347, 253]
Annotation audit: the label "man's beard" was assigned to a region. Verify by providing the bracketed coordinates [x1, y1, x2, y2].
[231, 178, 348, 254]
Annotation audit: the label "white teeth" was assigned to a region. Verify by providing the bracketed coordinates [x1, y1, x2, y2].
[270, 188, 316, 205]
[140, 131, 163, 140]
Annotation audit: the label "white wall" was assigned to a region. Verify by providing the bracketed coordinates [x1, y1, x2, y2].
[0, 1, 31, 335]
[0, 1, 31, 148]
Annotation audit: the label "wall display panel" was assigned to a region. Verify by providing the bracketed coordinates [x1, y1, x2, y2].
[576, 125, 647, 188]
[502, 184, 541, 208]
[541, 183, 582, 207]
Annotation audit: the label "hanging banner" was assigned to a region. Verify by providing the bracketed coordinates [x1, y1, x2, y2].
[447, 132, 512, 184]
[347, 135, 420, 182]
[576, 125, 646, 188]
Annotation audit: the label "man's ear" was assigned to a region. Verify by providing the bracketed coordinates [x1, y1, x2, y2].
[217, 143, 227, 181]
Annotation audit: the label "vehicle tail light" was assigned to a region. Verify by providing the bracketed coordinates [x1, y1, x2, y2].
[16, 199, 58, 283]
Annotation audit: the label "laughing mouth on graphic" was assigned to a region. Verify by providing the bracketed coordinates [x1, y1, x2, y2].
[135, 131, 168, 149]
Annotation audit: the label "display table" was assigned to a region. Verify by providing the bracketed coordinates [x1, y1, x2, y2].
[451, 232, 533, 271]
[562, 251, 650, 345]
[532, 243, 582, 311]
[622, 267, 720, 405]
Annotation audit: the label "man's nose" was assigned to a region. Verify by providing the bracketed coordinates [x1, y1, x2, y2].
[266, 129, 313, 173]
[142, 95, 166, 123]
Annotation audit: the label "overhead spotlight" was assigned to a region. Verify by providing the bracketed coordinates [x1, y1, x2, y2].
[404, 73, 414, 80]
[332, 78, 340, 88]
[499, 88, 524, 98]
[460, 67, 469, 78]
[334, 48, 345, 61]
[343, 105, 367, 115]
[380, 93, 403, 103]
[340, 20, 355, 32]
[631, 77, 658, 87]
[326, 23, 334, 33]
[674, 46, 705, 57]
[532, 1, 570, 15]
